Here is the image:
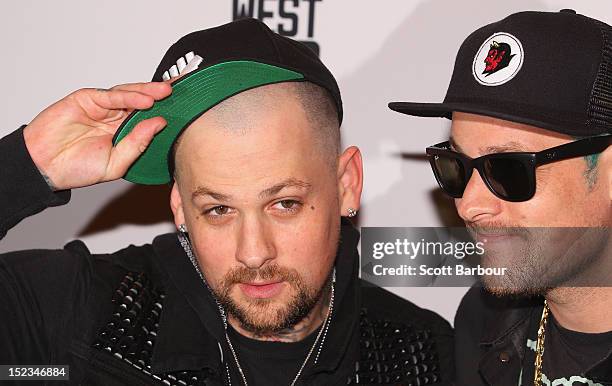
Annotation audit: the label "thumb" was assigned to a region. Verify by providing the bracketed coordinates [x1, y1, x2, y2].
[105, 116, 167, 181]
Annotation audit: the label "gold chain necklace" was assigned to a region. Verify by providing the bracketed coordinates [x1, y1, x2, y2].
[533, 300, 550, 386]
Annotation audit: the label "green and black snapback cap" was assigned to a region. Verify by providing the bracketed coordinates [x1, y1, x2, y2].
[113, 18, 342, 185]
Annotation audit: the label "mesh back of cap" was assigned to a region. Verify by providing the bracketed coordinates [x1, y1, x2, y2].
[588, 20, 612, 134]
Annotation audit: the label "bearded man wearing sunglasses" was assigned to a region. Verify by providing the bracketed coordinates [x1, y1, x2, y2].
[390, 9, 611, 386]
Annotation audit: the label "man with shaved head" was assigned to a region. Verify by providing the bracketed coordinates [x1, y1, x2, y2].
[0, 19, 454, 385]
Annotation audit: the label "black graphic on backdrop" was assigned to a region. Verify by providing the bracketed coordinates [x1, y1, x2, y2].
[233, 0, 322, 56]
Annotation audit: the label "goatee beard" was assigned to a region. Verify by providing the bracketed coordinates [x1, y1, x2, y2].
[214, 264, 330, 337]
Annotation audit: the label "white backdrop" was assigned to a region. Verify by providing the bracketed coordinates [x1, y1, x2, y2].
[1, 0, 608, 323]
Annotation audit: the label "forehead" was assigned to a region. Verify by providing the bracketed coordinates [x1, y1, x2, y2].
[450, 112, 569, 149]
[173, 90, 327, 191]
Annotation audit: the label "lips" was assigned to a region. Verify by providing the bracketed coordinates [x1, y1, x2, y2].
[238, 281, 284, 299]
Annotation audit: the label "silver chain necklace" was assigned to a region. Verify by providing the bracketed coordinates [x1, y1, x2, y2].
[177, 232, 335, 386]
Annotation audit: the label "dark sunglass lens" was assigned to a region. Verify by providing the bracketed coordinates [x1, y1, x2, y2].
[432, 154, 466, 197]
[483, 158, 532, 200]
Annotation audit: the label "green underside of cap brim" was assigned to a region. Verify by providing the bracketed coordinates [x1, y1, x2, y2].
[113, 61, 304, 185]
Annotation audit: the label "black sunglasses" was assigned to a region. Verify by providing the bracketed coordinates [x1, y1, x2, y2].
[425, 134, 611, 202]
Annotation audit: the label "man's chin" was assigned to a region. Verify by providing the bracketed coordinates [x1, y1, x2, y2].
[480, 275, 549, 298]
[214, 270, 328, 337]
[231, 302, 291, 336]
[225, 289, 319, 337]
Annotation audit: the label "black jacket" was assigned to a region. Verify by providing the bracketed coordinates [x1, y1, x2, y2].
[0, 126, 455, 385]
[454, 286, 612, 386]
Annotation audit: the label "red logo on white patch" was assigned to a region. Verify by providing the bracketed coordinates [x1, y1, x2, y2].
[472, 33, 524, 86]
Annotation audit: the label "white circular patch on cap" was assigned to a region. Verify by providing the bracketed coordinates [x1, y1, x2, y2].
[472, 32, 524, 86]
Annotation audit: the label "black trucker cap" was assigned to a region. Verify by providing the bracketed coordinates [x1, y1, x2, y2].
[389, 9, 612, 137]
[112, 18, 342, 185]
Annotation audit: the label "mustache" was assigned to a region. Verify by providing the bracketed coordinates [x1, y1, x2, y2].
[222, 264, 301, 286]
[466, 222, 531, 237]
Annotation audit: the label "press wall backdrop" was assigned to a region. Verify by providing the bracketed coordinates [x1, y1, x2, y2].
[1, 0, 606, 323]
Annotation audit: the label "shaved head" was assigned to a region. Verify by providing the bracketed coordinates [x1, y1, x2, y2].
[171, 81, 340, 179]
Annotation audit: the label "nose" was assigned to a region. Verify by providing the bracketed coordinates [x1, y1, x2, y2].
[235, 214, 276, 269]
[455, 170, 503, 223]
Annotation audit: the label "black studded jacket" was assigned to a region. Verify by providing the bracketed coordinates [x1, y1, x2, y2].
[0, 127, 455, 385]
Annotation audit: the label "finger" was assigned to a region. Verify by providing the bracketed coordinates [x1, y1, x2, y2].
[76, 89, 155, 122]
[105, 116, 167, 180]
[95, 88, 157, 110]
[110, 82, 172, 100]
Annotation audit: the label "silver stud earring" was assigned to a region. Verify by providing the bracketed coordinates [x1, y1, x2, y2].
[347, 208, 358, 218]
[178, 224, 187, 233]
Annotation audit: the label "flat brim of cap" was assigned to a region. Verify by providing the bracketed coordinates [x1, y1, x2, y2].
[387, 101, 606, 136]
[113, 60, 304, 185]
[388, 102, 452, 119]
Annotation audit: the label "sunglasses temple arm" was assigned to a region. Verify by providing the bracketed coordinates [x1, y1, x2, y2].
[536, 134, 612, 165]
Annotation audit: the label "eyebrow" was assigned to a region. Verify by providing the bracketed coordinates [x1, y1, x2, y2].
[191, 186, 233, 201]
[449, 137, 527, 155]
[191, 178, 312, 202]
[481, 141, 527, 154]
[258, 178, 312, 199]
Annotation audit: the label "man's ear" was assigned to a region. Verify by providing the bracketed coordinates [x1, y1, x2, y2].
[337, 146, 364, 216]
[170, 181, 186, 228]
